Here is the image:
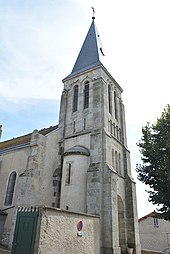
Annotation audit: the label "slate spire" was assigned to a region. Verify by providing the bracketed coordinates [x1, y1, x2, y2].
[64, 17, 105, 80]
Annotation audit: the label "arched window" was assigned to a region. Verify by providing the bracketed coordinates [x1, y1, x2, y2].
[108, 85, 112, 114]
[73, 85, 78, 112]
[84, 82, 89, 109]
[4, 171, 16, 206]
[114, 91, 118, 120]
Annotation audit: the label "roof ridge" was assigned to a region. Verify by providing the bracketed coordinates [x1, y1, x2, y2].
[138, 210, 157, 221]
[0, 125, 58, 144]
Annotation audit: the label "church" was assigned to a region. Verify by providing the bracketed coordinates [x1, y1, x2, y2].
[0, 15, 140, 254]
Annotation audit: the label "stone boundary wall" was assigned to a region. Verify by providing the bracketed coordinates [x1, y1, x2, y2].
[37, 207, 100, 254]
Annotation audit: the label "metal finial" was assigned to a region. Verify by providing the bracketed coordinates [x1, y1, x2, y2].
[91, 7, 95, 20]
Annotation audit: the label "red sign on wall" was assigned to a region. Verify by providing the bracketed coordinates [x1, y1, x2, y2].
[77, 221, 83, 231]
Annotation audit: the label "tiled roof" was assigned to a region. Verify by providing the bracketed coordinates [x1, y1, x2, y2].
[138, 210, 157, 222]
[63, 19, 104, 81]
[0, 125, 58, 151]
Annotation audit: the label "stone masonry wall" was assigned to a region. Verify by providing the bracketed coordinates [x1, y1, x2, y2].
[37, 207, 100, 254]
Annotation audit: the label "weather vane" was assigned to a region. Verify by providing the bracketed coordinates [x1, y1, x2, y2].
[91, 6, 95, 19]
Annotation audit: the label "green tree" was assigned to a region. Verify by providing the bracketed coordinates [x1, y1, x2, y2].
[136, 104, 170, 220]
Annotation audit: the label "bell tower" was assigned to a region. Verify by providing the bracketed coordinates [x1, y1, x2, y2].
[58, 16, 141, 254]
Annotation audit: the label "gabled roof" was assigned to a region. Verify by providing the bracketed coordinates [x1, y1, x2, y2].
[0, 125, 58, 151]
[63, 19, 105, 81]
[138, 211, 157, 222]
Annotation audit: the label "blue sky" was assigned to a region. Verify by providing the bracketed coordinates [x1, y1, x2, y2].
[1, 0, 170, 217]
[1, 98, 59, 139]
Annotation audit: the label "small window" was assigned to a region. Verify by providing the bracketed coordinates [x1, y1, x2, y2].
[119, 128, 122, 141]
[4, 171, 17, 206]
[113, 123, 116, 136]
[153, 217, 159, 227]
[65, 163, 72, 185]
[73, 85, 78, 112]
[118, 153, 121, 174]
[53, 180, 57, 186]
[108, 85, 112, 114]
[112, 149, 114, 167]
[167, 233, 170, 245]
[110, 120, 112, 134]
[114, 91, 118, 120]
[108, 120, 112, 133]
[115, 151, 118, 172]
[66, 205, 69, 210]
[84, 118, 86, 130]
[116, 126, 119, 139]
[73, 121, 76, 132]
[84, 82, 89, 109]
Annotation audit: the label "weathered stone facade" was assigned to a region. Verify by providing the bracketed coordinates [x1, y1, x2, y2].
[0, 18, 141, 253]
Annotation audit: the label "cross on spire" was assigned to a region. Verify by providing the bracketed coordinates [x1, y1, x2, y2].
[91, 7, 95, 20]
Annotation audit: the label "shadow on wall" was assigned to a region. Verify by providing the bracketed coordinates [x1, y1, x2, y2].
[141, 250, 163, 254]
